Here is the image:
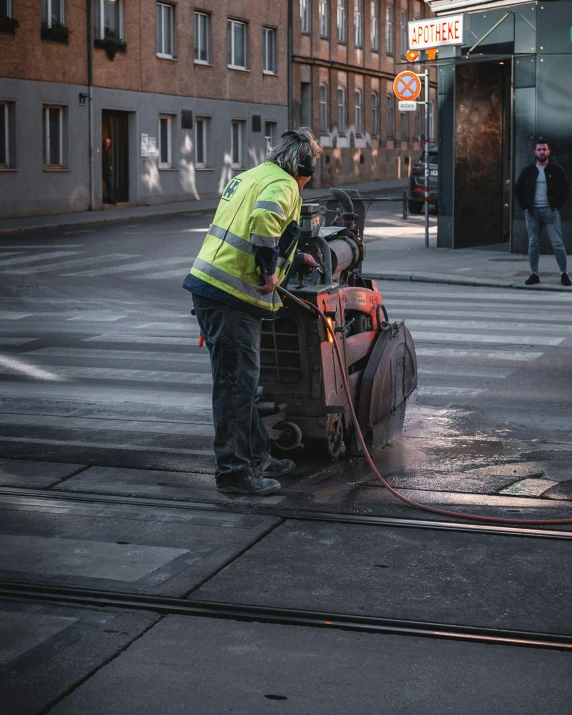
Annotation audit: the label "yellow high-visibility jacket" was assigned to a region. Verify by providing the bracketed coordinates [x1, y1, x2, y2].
[183, 162, 302, 317]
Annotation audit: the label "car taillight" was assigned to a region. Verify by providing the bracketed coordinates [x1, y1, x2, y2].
[411, 167, 423, 175]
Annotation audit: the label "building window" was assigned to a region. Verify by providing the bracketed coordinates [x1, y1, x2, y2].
[159, 114, 173, 168]
[228, 20, 248, 69]
[157, 3, 174, 58]
[194, 11, 210, 64]
[371, 91, 378, 137]
[371, 1, 379, 52]
[385, 5, 393, 55]
[301, 0, 310, 34]
[400, 111, 408, 140]
[263, 27, 276, 74]
[354, 0, 362, 47]
[319, 83, 330, 133]
[319, 0, 328, 37]
[0, 102, 9, 167]
[386, 94, 394, 138]
[43, 105, 63, 167]
[337, 86, 346, 134]
[429, 100, 435, 141]
[231, 120, 244, 168]
[95, 0, 124, 40]
[400, 10, 407, 57]
[2, 0, 13, 18]
[195, 117, 210, 168]
[337, 0, 346, 43]
[42, 0, 64, 27]
[354, 89, 363, 135]
[264, 121, 277, 151]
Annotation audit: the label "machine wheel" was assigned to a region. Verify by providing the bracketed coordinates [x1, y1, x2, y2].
[408, 201, 423, 215]
[274, 421, 303, 451]
[312, 414, 344, 460]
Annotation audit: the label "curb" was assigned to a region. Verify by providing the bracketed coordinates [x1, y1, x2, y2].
[0, 204, 217, 235]
[365, 271, 572, 293]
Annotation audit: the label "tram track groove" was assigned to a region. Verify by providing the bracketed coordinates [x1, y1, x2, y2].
[1, 486, 571, 540]
[0, 580, 570, 652]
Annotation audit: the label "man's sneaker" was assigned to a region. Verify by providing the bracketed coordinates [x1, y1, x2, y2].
[253, 454, 296, 478]
[525, 273, 540, 285]
[561, 273, 572, 287]
[217, 474, 281, 495]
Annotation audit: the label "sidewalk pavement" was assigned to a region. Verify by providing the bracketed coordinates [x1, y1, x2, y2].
[1, 178, 570, 292]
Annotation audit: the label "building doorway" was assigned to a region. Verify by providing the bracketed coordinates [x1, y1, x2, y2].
[102, 110, 130, 204]
[453, 60, 512, 248]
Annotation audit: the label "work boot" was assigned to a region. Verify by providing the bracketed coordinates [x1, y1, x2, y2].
[217, 474, 281, 496]
[253, 454, 296, 478]
[561, 273, 572, 287]
[525, 273, 540, 285]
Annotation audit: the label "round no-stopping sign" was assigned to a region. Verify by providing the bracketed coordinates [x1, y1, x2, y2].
[393, 71, 422, 101]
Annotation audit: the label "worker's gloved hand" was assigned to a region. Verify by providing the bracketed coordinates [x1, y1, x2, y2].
[302, 253, 319, 269]
[256, 272, 279, 295]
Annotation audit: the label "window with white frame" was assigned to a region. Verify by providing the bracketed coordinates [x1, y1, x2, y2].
[386, 94, 394, 138]
[42, 0, 64, 27]
[400, 110, 408, 140]
[95, 0, 124, 40]
[228, 20, 248, 69]
[300, 0, 310, 34]
[231, 120, 244, 168]
[400, 10, 407, 57]
[194, 11, 210, 63]
[371, 1, 379, 52]
[354, 0, 362, 47]
[0, 102, 9, 167]
[354, 89, 363, 134]
[42, 105, 63, 167]
[319, 0, 328, 37]
[337, 0, 346, 43]
[371, 91, 378, 136]
[157, 3, 174, 58]
[195, 117, 210, 168]
[429, 100, 435, 141]
[159, 114, 173, 168]
[385, 5, 393, 54]
[264, 121, 277, 151]
[337, 86, 346, 134]
[263, 27, 276, 74]
[1, 0, 13, 19]
[319, 84, 329, 133]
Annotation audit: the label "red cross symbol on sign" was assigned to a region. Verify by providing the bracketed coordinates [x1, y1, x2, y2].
[393, 71, 421, 101]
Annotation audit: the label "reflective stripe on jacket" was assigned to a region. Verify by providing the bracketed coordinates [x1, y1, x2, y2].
[185, 162, 302, 316]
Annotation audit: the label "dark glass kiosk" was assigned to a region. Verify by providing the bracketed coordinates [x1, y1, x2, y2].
[424, 1, 572, 252]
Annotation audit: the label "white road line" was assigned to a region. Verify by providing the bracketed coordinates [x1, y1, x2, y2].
[83, 334, 198, 345]
[134, 322, 191, 331]
[418, 366, 513, 379]
[419, 386, 487, 397]
[404, 318, 572, 334]
[410, 331, 564, 346]
[0, 312, 35, 320]
[0, 251, 79, 268]
[415, 348, 543, 361]
[27, 347, 211, 364]
[379, 289, 572, 302]
[64, 257, 188, 277]
[0, 436, 214, 456]
[63, 230, 97, 235]
[0, 414, 214, 436]
[392, 308, 572, 324]
[4, 254, 139, 275]
[0, 245, 83, 249]
[130, 269, 192, 280]
[65, 313, 128, 323]
[0, 338, 38, 345]
[0, 364, 212, 384]
[0, 252, 25, 259]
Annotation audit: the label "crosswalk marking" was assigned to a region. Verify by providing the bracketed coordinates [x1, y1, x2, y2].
[130, 268, 191, 280]
[84, 334, 198, 345]
[27, 347, 211, 364]
[0, 251, 79, 268]
[404, 319, 572, 334]
[379, 289, 572, 302]
[0, 312, 35, 320]
[409, 331, 564, 346]
[3, 254, 138, 275]
[392, 308, 572, 324]
[418, 366, 513, 379]
[0, 338, 38, 345]
[0, 364, 212, 384]
[415, 348, 543, 361]
[420, 386, 487, 398]
[64, 257, 188, 277]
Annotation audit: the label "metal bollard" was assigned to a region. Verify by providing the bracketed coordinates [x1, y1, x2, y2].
[402, 189, 408, 221]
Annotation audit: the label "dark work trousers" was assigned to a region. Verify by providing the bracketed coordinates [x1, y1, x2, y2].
[102, 171, 114, 203]
[192, 293, 271, 487]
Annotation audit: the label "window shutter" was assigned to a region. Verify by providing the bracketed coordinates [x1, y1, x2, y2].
[181, 110, 193, 130]
[252, 115, 261, 133]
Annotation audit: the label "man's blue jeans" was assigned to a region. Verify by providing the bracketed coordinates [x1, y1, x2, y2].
[525, 207, 568, 275]
[192, 294, 271, 487]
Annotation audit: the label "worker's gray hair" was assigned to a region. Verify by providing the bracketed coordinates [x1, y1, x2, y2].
[266, 127, 323, 177]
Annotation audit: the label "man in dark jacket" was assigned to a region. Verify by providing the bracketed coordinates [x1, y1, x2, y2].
[515, 140, 570, 286]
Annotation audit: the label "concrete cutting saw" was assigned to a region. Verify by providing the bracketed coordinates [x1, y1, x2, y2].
[257, 188, 418, 459]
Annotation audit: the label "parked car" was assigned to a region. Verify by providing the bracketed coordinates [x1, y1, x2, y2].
[407, 147, 438, 214]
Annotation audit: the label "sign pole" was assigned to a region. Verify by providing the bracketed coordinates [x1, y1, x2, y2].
[423, 69, 429, 249]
